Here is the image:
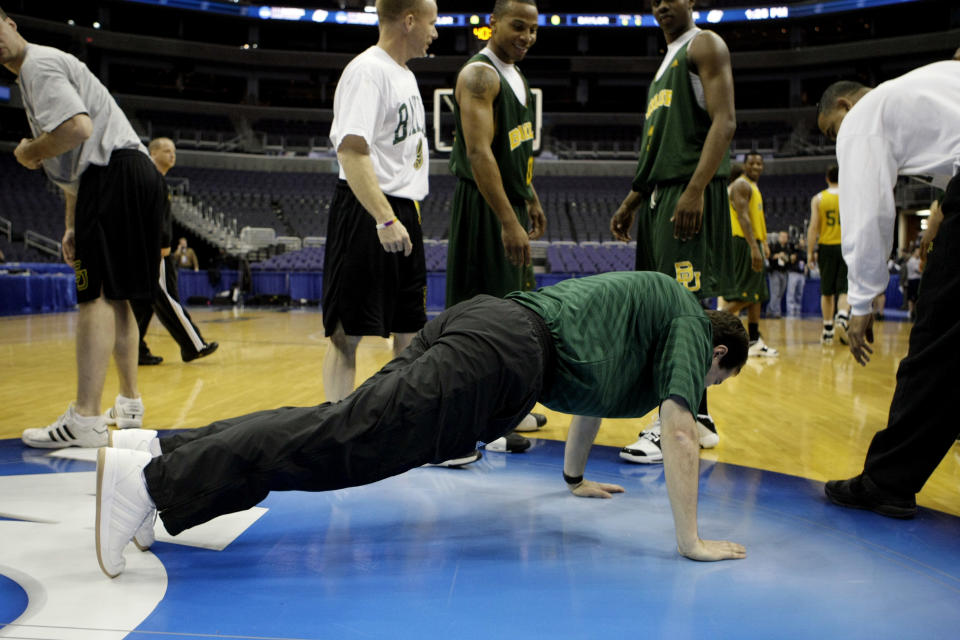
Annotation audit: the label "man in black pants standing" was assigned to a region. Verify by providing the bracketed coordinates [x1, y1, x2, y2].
[816, 60, 960, 517]
[96, 271, 750, 577]
[131, 137, 218, 366]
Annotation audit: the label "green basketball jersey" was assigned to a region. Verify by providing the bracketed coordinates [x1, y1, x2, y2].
[449, 52, 535, 204]
[632, 32, 730, 190]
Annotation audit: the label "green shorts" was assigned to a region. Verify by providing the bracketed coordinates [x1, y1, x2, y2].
[634, 178, 733, 299]
[724, 236, 769, 303]
[818, 243, 848, 296]
[446, 179, 535, 307]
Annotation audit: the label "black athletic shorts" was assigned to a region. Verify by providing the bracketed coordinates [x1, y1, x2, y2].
[73, 149, 165, 303]
[322, 180, 427, 338]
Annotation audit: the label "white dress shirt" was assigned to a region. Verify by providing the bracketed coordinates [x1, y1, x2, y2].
[836, 60, 960, 315]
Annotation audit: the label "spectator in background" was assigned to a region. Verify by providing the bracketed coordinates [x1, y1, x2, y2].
[766, 230, 790, 318]
[785, 235, 806, 317]
[4, 9, 165, 447]
[173, 237, 199, 271]
[130, 138, 218, 367]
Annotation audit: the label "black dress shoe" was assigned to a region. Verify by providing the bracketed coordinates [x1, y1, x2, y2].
[183, 341, 219, 363]
[824, 473, 917, 518]
[138, 353, 163, 366]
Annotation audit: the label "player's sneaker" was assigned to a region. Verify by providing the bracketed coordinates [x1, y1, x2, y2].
[22, 404, 108, 449]
[103, 394, 145, 430]
[485, 432, 531, 453]
[748, 337, 779, 357]
[619, 414, 720, 464]
[95, 448, 156, 578]
[835, 311, 850, 345]
[822, 327, 835, 345]
[109, 428, 161, 457]
[426, 450, 482, 468]
[514, 412, 548, 432]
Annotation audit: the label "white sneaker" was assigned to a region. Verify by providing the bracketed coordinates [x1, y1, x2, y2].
[748, 337, 779, 357]
[619, 414, 720, 464]
[105, 430, 159, 549]
[95, 448, 155, 578]
[109, 429, 161, 457]
[835, 312, 850, 345]
[425, 450, 482, 468]
[514, 412, 548, 432]
[22, 404, 108, 449]
[822, 328, 835, 345]
[103, 395, 145, 430]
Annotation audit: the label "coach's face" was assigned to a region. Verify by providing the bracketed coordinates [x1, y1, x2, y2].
[0, 16, 27, 71]
[817, 93, 866, 142]
[407, 0, 438, 58]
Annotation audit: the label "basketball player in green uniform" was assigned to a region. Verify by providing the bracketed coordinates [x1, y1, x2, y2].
[806, 164, 851, 345]
[445, 0, 547, 451]
[603, 0, 737, 464]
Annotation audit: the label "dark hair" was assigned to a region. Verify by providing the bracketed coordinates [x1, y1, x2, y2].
[376, 0, 423, 23]
[745, 152, 763, 162]
[705, 310, 749, 371]
[493, 0, 537, 18]
[817, 80, 867, 116]
[826, 164, 839, 183]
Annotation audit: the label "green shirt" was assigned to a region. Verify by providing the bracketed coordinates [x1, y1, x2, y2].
[449, 51, 535, 205]
[632, 31, 730, 190]
[508, 271, 712, 418]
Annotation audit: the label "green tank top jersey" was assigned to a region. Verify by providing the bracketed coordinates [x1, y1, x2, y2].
[632, 36, 730, 191]
[449, 52, 535, 205]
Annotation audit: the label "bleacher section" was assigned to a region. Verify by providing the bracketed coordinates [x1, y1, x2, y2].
[0, 154, 66, 261]
[171, 166, 823, 247]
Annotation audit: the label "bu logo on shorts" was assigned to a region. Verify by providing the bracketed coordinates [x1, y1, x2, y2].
[73, 260, 88, 291]
[674, 260, 701, 293]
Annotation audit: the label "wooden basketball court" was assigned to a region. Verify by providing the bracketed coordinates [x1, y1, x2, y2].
[1, 306, 957, 516]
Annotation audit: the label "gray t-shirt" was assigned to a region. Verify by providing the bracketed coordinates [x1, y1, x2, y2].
[17, 44, 144, 194]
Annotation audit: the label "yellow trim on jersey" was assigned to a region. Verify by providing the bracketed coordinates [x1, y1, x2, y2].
[728, 177, 766, 239]
[818, 189, 841, 245]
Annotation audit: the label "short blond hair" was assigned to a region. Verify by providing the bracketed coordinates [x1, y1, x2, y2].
[376, 0, 422, 23]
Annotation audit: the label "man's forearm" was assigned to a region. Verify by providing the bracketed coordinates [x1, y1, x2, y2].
[685, 116, 735, 193]
[338, 149, 397, 225]
[64, 191, 77, 229]
[22, 115, 93, 165]
[468, 150, 523, 229]
[563, 415, 603, 478]
[659, 399, 702, 553]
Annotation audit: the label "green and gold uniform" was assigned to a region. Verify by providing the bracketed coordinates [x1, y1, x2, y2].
[725, 176, 769, 303]
[446, 51, 536, 306]
[631, 28, 733, 300]
[815, 188, 847, 297]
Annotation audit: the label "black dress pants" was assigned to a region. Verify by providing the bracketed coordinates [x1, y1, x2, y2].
[144, 296, 553, 535]
[132, 256, 207, 359]
[864, 174, 960, 495]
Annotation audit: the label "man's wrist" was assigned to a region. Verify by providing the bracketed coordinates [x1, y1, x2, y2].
[563, 471, 583, 486]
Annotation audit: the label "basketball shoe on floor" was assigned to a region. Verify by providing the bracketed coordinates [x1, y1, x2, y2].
[485, 431, 531, 453]
[103, 394, 145, 430]
[835, 311, 850, 345]
[822, 326, 835, 345]
[425, 450, 482, 468]
[748, 337, 779, 357]
[514, 412, 548, 432]
[96, 448, 156, 578]
[619, 414, 720, 464]
[22, 404, 109, 449]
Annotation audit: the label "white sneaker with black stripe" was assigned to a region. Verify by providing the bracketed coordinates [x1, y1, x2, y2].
[103, 394, 145, 430]
[22, 403, 109, 449]
[835, 311, 850, 345]
[619, 414, 720, 464]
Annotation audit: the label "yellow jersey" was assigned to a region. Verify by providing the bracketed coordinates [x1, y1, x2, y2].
[729, 177, 766, 241]
[817, 188, 841, 245]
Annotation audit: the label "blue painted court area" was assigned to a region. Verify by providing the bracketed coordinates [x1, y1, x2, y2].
[1, 437, 959, 639]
